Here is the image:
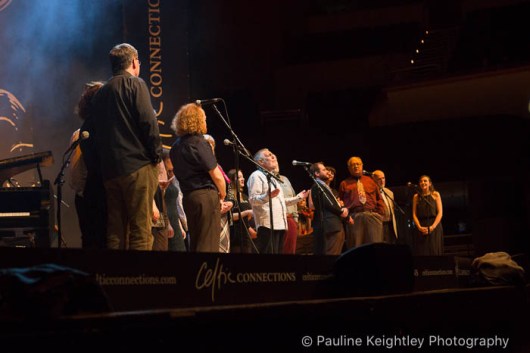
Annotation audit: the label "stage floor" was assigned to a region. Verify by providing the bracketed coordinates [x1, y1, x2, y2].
[0, 285, 529, 352]
[0, 247, 528, 352]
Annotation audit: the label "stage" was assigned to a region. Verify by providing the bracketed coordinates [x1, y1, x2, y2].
[0, 247, 528, 352]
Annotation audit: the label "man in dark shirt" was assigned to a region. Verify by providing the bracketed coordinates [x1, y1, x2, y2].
[92, 43, 162, 250]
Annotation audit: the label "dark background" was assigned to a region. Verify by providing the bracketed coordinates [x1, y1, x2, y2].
[1, 0, 529, 253]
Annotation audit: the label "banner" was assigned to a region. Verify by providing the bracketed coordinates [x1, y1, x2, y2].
[123, 0, 191, 149]
[0, 247, 474, 312]
[0, 248, 337, 311]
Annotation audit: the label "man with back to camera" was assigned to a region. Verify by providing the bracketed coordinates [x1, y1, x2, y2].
[91, 43, 162, 250]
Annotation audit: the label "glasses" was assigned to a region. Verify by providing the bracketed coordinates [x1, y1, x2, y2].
[135, 57, 141, 66]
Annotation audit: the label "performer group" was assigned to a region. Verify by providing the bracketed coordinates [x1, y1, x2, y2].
[69, 43, 444, 256]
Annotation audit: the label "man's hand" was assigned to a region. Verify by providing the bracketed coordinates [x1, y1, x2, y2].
[167, 223, 174, 238]
[220, 200, 233, 214]
[152, 201, 160, 222]
[159, 176, 174, 190]
[241, 209, 253, 220]
[269, 188, 281, 198]
[297, 190, 309, 199]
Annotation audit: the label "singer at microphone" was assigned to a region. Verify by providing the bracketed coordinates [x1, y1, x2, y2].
[195, 98, 222, 106]
[247, 148, 309, 254]
[292, 160, 312, 167]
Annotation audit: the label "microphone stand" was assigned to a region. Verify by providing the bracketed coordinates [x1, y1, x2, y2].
[266, 173, 276, 254]
[211, 104, 252, 159]
[53, 146, 76, 249]
[235, 147, 283, 254]
[410, 185, 435, 208]
[381, 188, 405, 215]
[209, 102, 283, 253]
[209, 102, 250, 252]
[227, 141, 244, 252]
[300, 166, 336, 212]
[227, 138, 258, 253]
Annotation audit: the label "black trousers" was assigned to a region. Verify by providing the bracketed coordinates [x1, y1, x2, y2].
[256, 226, 285, 254]
[183, 188, 220, 252]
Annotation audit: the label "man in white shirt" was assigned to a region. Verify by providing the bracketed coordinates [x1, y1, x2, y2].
[247, 148, 308, 254]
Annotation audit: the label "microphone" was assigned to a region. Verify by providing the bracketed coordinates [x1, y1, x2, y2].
[65, 130, 89, 154]
[195, 98, 222, 106]
[407, 182, 418, 188]
[223, 139, 251, 156]
[292, 160, 312, 167]
[362, 170, 374, 176]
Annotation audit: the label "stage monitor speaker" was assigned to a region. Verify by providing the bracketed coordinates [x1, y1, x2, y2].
[333, 242, 414, 296]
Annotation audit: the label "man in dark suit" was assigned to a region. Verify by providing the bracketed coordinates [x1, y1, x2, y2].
[309, 162, 350, 255]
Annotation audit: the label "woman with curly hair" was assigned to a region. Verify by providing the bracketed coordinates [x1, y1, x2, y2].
[169, 103, 226, 252]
